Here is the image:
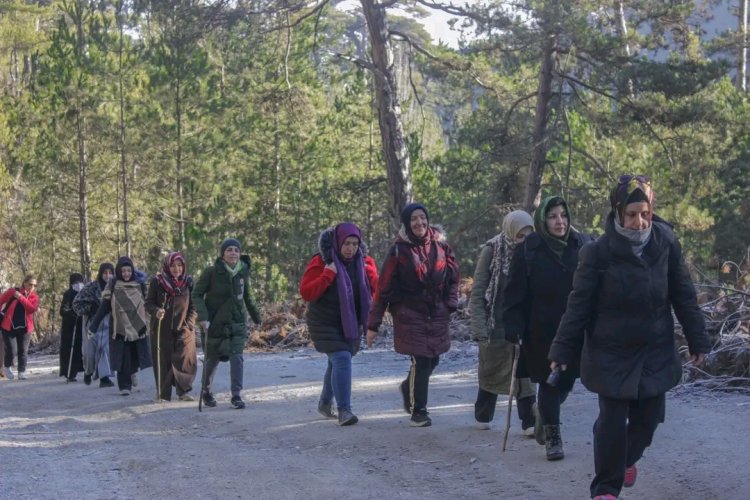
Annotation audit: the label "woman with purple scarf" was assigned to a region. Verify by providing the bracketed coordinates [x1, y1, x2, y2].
[300, 222, 379, 426]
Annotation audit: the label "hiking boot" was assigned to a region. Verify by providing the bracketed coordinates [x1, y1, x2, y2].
[544, 425, 564, 460]
[533, 403, 544, 445]
[99, 376, 114, 388]
[410, 412, 432, 427]
[18, 371, 27, 380]
[84, 374, 92, 385]
[593, 495, 617, 500]
[4, 367, 15, 380]
[230, 395, 246, 409]
[399, 380, 411, 414]
[202, 392, 217, 408]
[624, 464, 637, 488]
[318, 401, 337, 419]
[178, 394, 195, 402]
[475, 421, 491, 430]
[338, 409, 358, 426]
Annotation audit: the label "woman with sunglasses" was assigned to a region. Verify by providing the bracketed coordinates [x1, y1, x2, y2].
[0, 274, 40, 380]
[549, 175, 709, 500]
[503, 196, 592, 460]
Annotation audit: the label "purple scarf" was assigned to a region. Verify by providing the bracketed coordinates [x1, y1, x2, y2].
[332, 223, 371, 341]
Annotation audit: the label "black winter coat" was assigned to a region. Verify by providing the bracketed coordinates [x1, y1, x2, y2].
[503, 230, 590, 383]
[549, 214, 710, 400]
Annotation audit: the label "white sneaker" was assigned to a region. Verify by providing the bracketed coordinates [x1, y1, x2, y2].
[4, 367, 14, 380]
[476, 421, 491, 430]
[522, 426, 535, 437]
[131, 373, 138, 387]
[18, 371, 27, 380]
[120, 389, 131, 396]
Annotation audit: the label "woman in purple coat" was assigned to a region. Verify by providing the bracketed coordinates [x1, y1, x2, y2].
[367, 203, 460, 427]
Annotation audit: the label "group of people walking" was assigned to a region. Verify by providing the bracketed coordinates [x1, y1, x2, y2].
[301, 175, 709, 500]
[2, 174, 710, 500]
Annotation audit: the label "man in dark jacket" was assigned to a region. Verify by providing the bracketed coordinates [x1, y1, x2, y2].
[549, 175, 710, 500]
[193, 238, 262, 409]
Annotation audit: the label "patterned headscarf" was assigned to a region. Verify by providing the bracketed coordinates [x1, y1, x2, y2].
[610, 174, 654, 226]
[156, 252, 188, 298]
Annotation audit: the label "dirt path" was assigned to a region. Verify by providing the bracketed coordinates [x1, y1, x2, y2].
[1, 344, 748, 499]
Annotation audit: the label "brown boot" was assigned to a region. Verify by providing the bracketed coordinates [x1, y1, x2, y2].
[544, 425, 564, 460]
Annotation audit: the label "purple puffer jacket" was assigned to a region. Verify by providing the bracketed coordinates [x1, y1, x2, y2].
[368, 227, 459, 357]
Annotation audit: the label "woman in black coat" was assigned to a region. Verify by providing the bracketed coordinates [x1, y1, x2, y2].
[503, 195, 590, 460]
[59, 273, 85, 381]
[549, 175, 709, 500]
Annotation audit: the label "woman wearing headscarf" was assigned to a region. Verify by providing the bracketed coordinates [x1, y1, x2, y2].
[145, 252, 198, 402]
[549, 175, 709, 500]
[0, 274, 39, 380]
[88, 256, 152, 395]
[367, 203, 460, 428]
[74, 262, 116, 387]
[300, 223, 379, 426]
[469, 210, 536, 433]
[59, 273, 85, 381]
[503, 196, 591, 460]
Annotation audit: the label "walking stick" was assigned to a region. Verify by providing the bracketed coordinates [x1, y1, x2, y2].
[66, 320, 78, 383]
[155, 314, 163, 402]
[502, 343, 521, 452]
[198, 323, 207, 413]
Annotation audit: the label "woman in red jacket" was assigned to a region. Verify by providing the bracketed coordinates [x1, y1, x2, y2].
[1, 274, 40, 380]
[300, 222, 378, 426]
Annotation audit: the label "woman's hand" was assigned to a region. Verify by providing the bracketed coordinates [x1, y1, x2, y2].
[366, 329, 377, 348]
[324, 262, 337, 274]
[689, 353, 705, 367]
[13, 290, 21, 299]
[550, 361, 567, 371]
[155, 308, 165, 321]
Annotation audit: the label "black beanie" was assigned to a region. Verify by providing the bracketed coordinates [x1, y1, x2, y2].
[220, 238, 241, 256]
[69, 273, 84, 287]
[400, 203, 429, 228]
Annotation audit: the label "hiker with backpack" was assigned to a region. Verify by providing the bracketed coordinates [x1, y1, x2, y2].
[88, 256, 152, 396]
[366, 203, 460, 428]
[299, 223, 379, 426]
[549, 175, 709, 500]
[193, 238, 262, 410]
[503, 196, 592, 460]
[145, 251, 198, 402]
[469, 210, 537, 434]
[0, 274, 39, 380]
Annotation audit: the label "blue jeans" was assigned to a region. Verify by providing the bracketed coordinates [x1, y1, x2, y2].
[320, 350, 352, 411]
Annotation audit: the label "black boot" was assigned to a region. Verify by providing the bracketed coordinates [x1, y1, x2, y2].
[544, 425, 564, 461]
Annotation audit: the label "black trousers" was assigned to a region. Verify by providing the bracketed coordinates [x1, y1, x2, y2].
[537, 374, 575, 426]
[590, 393, 665, 498]
[474, 388, 535, 427]
[3, 330, 30, 372]
[403, 355, 439, 415]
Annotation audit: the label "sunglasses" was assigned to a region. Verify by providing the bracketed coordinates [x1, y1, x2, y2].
[617, 174, 650, 185]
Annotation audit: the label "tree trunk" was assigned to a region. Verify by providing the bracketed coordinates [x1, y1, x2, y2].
[523, 32, 556, 213]
[615, 0, 634, 99]
[74, 2, 92, 279]
[117, 2, 131, 257]
[360, 0, 412, 230]
[175, 76, 186, 250]
[738, 0, 748, 92]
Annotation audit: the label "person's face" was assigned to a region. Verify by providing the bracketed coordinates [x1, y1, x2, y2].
[223, 246, 240, 266]
[120, 266, 133, 282]
[340, 236, 360, 260]
[546, 204, 569, 238]
[101, 269, 114, 282]
[23, 280, 37, 293]
[409, 209, 428, 239]
[514, 226, 533, 244]
[169, 260, 184, 278]
[623, 201, 652, 230]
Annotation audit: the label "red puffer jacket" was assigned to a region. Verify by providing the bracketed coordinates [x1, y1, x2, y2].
[0, 287, 40, 334]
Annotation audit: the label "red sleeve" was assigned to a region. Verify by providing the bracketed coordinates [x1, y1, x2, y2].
[17, 292, 40, 314]
[367, 248, 399, 331]
[0, 288, 13, 309]
[299, 255, 336, 302]
[444, 243, 460, 310]
[364, 255, 379, 298]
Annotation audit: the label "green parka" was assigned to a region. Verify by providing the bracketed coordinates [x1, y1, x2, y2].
[192, 255, 261, 359]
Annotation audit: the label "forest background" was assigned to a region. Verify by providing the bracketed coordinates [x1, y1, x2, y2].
[1, 0, 749, 335]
